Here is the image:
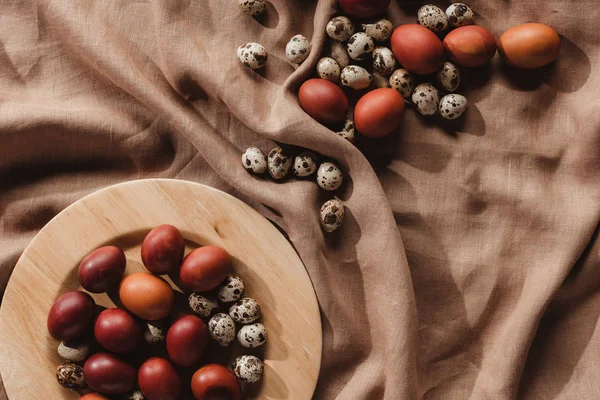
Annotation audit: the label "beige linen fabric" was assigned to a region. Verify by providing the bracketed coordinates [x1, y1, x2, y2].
[1, 0, 599, 399]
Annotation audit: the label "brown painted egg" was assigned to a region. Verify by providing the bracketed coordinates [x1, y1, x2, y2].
[498, 23, 560, 68]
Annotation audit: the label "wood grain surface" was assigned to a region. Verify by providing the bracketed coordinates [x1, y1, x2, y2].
[0, 179, 321, 399]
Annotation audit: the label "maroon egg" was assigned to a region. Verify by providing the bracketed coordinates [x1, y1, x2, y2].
[179, 247, 233, 292]
[166, 315, 208, 367]
[298, 79, 349, 126]
[138, 357, 182, 400]
[94, 308, 143, 353]
[84, 353, 137, 395]
[78, 246, 126, 293]
[141, 225, 185, 275]
[47, 290, 95, 341]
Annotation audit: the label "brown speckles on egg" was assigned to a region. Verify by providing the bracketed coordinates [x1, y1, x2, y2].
[208, 313, 236, 346]
[56, 362, 86, 390]
[436, 61, 461, 92]
[417, 4, 449, 33]
[336, 119, 356, 143]
[189, 293, 219, 318]
[372, 46, 396, 77]
[237, 323, 267, 348]
[229, 298, 261, 324]
[316, 57, 341, 83]
[362, 18, 393, 42]
[346, 32, 374, 61]
[232, 355, 264, 383]
[217, 275, 245, 303]
[389, 68, 414, 98]
[286, 34, 311, 64]
[446, 3, 475, 27]
[238, 42, 268, 69]
[340, 65, 372, 90]
[144, 319, 168, 344]
[320, 199, 345, 232]
[237, 0, 266, 16]
[242, 147, 267, 175]
[412, 83, 440, 116]
[293, 151, 318, 177]
[439, 94, 467, 120]
[317, 162, 343, 191]
[267, 146, 292, 180]
[326, 16, 355, 42]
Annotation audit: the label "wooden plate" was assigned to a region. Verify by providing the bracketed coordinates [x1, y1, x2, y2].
[0, 179, 321, 399]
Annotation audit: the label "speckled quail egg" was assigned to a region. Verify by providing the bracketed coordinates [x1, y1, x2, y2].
[229, 298, 261, 324]
[232, 355, 264, 383]
[242, 147, 267, 175]
[362, 18, 393, 42]
[189, 293, 219, 318]
[418, 4, 449, 33]
[340, 66, 372, 90]
[389, 69, 414, 98]
[317, 57, 341, 83]
[372, 72, 391, 88]
[330, 40, 350, 68]
[372, 46, 396, 77]
[293, 151, 318, 177]
[144, 320, 168, 344]
[326, 16, 355, 42]
[267, 146, 292, 180]
[336, 119, 356, 143]
[237, 323, 267, 348]
[436, 61, 460, 92]
[125, 390, 146, 400]
[347, 32, 374, 61]
[412, 83, 440, 116]
[238, 42, 268, 70]
[217, 276, 245, 303]
[439, 94, 467, 120]
[317, 162, 344, 191]
[446, 3, 475, 27]
[237, 0, 266, 16]
[56, 362, 86, 390]
[208, 313, 236, 346]
[286, 34, 311, 64]
[320, 199, 345, 232]
[57, 340, 90, 362]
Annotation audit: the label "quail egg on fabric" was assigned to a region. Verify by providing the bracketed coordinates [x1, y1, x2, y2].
[326, 16, 355, 42]
[337, 119, 356, 143]
[267, 146, 292, 180]
[317, 162, 344, 191]
[389, 69, 414, 98]
[208, 313, 236, 346]
[237, 0, 266, 16]
[362, 18, 393, 42]
[237, 323, 267, 348]
[320, 199, 345, 232]
[58, 340, 90, 362]
[293, 151, 318, 177]
[232, 355, 264, 383]
[412, 83, 440, 116]
[56, 362, 86, 390]
[189, 293, 219, 318]
[446, 3, 475, 27]
[242, 147, 267, 175]
[418, 4, 449, 33]
[229, 298, 261, 324]
[347, 32, 374, 61]
[217, 275, 245, 303]
[317, 57, 341, 83]
[238, 43, 268, 70]
[436, 61, 460, 92]
[286, 34, 311, 64]
[341, 66, 372, 90]
[439, 94, 467, 120]
[372, 46, 396, 77]
[330, 40, 350, 68]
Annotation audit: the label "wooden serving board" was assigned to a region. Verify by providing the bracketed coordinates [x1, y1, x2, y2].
[0, 179, 321, 399]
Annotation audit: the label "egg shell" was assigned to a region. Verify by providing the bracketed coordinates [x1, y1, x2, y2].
[180, 246, 233, 292]
[84, 353, 137, 395]
[78, 246, 126, 293]
[141, 225, 184, 275]
[119, 272, 174, 321]
[498, 23, 560, 69]
[443, 26, 497, 67]
[242, 147, 267, 175]
[191, 365, 242, 400]
[47, 290, 96, 341]
[217, 275, 245, 303]
[446, 3, 475, 27]
[208, 313, 236, 346]
[94, 308, 143, 354]
[166, 315, 208, 367]
[229, 298, 261, 324]
[339, 0, 391, 19]
[418, 4, 448, 33]
[144, 320, 168, 344]
[316, 57, 341, 83]
[237, 323, 267, 348]
[354, 88, 405, 138]
[267, 146, 293, 180]
[320, 199, 345, 232]
[125, 390, 145, 400]
[347, 32, 375, 61]
[340, 65, 372, 90]
[317, 162, 344, 191]
[286, 34, 311, 64]
[411, 83, 440, 116]
[326, 16, 355, 42]
[299, 78, 349, 125]
[439, 94, 467, 120]
[293, 151, 318, 177]
[391, 24, 445, 75]
[58, 340, 90, 362]
[362, 18, 393, 42]
[330, 40, 350, 68]
[189, 293, 219, 318]
[336, 119, 356, 143]
[436, 61, 460, 92]
[389, 69, 414, 98]
[138, 357, 181, 400]
[238, 42, 268, 70]
[237, 0, 266, 16]
[56, 362, 86, 390]
[372, 46, 396, 76]
[232, 355, 264, 383]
